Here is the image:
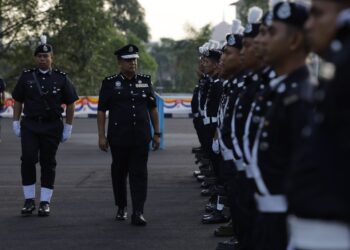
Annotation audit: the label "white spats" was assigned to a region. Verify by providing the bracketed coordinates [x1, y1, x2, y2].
[40, 187, 53, 203]
[23, 184, 35, 199]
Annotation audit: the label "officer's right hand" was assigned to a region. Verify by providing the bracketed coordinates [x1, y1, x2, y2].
[99, 136, 109, 152]
[12, 121, 21, 137]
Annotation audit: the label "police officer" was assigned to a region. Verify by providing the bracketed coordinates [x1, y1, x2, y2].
[250, 2, 314, 249]
[12, 35, 79, 217]
[287, 1, 350, 249]
[97, 44, 160, 226]
[0, 78, 6, 143]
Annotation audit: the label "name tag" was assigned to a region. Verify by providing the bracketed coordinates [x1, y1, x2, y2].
[135, 83, 148, 88]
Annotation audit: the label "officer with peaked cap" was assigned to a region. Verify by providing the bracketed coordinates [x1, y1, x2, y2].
[214, 19, 246, 249]
[287, 1, 350, 249]
[249, 2, 315, 249]
[12, 35, 79, 217]
[97, 44, 160, 226]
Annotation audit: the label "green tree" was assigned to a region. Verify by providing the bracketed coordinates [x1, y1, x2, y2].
[107, 0, 150, 42]
[0, 0, 157, 95]
[150, 24, 212, 93]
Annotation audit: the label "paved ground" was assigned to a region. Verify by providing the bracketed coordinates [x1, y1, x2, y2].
[0, 118, 221, 250]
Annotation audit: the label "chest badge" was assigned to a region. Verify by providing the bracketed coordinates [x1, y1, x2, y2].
[115, 81, 122, 89]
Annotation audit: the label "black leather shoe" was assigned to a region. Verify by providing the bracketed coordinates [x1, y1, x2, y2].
[131, 212, 147, 226]
[193, 170, 201, 177]
[202, 210, 229, 224]
[216, 237, 240, 250]
[214, 221, 235, 237]
[115, 208, 127, 221]
[38, 201, 50, 217]
[205, 202, 216, 213]
[21, 199, 35, 216]
[201, 188, 212, 197]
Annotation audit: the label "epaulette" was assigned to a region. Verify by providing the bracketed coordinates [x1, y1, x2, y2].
[105, 74, 118, 81]
[22, 68, 35, 73]
[137, 73, 151, 79]
[53, 69, 67, 75]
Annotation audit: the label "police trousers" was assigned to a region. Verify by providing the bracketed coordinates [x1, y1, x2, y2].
[110, 144, 149, 213]
[252, 212, 288, 250]
[20, 118, 63, 189]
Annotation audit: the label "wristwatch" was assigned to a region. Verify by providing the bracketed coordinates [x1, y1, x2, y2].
[154, 132, 162, 137]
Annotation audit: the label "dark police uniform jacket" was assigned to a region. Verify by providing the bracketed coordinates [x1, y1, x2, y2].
[256, 66, 315, 195]
[231, 71, 263, 161]
[242, 68, 276, 165]
[12, 68, 78, 120]
[287, 22, 350, 223]
[204, 75, 223, 120]
[98, 73, 157, 147]
[219, 72, 245, 149]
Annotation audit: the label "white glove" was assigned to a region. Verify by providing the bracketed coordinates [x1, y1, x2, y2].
[61, 124, 73, 142]
[12, 121, 21, 137]
[212, 139, 220, 154]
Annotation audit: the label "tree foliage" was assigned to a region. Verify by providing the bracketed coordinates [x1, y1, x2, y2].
[150, 25, 212, 93]
[0, 0, 156, 95]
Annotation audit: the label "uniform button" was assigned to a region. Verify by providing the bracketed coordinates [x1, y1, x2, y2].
[132, 98, 135, 101]
[132, 106, 135, 108]
[260, 142, 269, 151]
[131, 91, 133, 94]
[129, 84, 132, 87]
[133, 114, 136, 117]
[114, 122, 117, 125]
[133, 122, 136, 125]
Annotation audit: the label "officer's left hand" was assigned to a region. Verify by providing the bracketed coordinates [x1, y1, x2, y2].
[152, 135, 160, 151]
[61, 124, 73, 142]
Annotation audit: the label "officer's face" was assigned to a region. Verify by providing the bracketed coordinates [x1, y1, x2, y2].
[241, 37, 260, 69]
[254, 25, 269, 62]
[35, 53, 53, 70]
[202, 57, 218, 75]
[304, 0, 339, 57]
[219, 46, 241, 78]
[118, 58, 137, 75]
[265, 21, 294, 67]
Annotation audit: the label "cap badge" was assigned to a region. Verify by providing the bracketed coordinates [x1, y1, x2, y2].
[277, 2, 291, 19]
[266, 12, 273, 26]
[129, 46, 134, 52]
[227, 35, 236, 46]
[245, 24, 252, 33]
[43, 45, 48, 52]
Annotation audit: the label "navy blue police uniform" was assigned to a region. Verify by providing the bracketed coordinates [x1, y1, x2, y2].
[12, 68, 78, 189]
[98, 45, 157, 216]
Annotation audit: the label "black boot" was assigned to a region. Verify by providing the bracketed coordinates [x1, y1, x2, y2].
[38, 201, 50, 217]
[21, 199, 35, 216]
[131, 212, 147, 226]
[115, 207, 127, 221]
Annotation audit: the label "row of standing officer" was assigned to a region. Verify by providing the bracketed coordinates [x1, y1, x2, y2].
[191, 0, 350, 249]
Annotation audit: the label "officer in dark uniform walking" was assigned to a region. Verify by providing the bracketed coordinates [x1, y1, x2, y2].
[287, 1, 350, 249]
[0, 78, 6, 143]
[97, 44, 160, 226]
[12, 35, 79, 217]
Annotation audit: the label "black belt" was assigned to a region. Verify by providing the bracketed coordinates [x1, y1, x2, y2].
[24, 116, 61, 122]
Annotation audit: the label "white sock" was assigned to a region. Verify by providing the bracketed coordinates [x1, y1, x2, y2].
[23, 184, 35, 199]
[40, 187, 53, 203]
[216, 196, 224, 211]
